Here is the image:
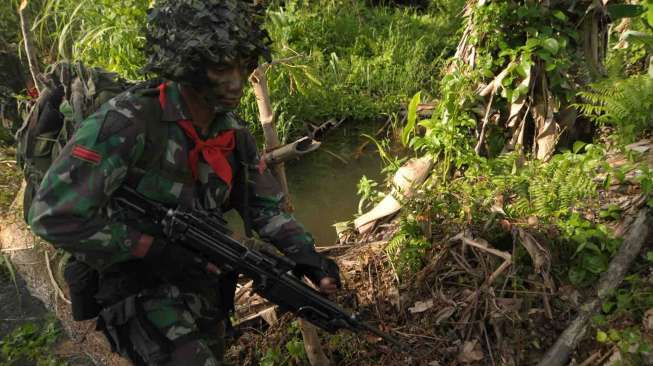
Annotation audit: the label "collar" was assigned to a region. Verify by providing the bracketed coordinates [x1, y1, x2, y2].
[158, 81, 192, 122]
[157, 81, 242, 135]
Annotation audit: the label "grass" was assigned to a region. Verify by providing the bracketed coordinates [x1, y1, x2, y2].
[239, 0, 465, 140]
[8, 0, 464, 141]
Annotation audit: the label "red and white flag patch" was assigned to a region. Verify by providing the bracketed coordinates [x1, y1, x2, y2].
[72, 145, 102, 165]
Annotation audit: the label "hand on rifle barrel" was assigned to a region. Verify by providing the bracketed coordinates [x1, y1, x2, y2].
[319, 277, 338, 295]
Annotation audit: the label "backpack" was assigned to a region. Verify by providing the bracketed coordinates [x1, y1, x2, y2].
[14, 61, 171, 321]
[15, 61, 165, 223]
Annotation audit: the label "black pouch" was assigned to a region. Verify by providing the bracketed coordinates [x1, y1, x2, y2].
[97, 294, 173, 365]
[63, 257, 101, 320]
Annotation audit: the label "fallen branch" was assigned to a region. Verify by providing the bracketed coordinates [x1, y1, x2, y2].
[450, 231, 511, 261]
[236, 305, 278, 326]
[315, 244, 353, 253]
[537, 208, 652, 366]
[355, 157, 433, 234]
[577, 350, 602, 366]
[478, 63, 515, 97]
[234, 280, 254, 303]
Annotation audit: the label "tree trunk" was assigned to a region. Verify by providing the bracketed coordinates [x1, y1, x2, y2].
[249, 65, 330, 366]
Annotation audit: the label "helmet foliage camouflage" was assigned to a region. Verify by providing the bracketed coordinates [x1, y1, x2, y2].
[144, 0, 271, 85]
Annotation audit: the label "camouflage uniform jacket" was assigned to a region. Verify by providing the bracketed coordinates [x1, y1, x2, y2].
[28, 81, 322, 277]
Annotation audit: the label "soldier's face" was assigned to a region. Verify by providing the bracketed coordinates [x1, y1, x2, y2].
[205, 60, 248, 110]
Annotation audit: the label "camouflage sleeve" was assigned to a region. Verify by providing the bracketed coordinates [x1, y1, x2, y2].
[28, 98, 147, 270]
[231, 129, 330, 282]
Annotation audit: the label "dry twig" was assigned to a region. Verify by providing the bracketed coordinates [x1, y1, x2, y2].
[44, 250, 71, 304]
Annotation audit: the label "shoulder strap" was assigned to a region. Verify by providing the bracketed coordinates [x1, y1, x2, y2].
[123, 82, 167, 185]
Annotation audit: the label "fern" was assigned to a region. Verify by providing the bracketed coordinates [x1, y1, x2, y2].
[576, 75, 653, 143]
[384, 216, 431, 275]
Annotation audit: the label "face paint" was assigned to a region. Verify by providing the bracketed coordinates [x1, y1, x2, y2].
[204, 61, 249, 112]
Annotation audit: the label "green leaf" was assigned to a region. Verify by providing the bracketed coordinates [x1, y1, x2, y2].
[569, 266, 586, 285]
[606, 4, 645, 20]
[592, 314, 608, 326]
[639, 343, 652, 354]
[646, 251, 653, 262]
[584, 253, 608, 274]
[648, 8, 653, 27]
[302, 70, 322, 86]
[542, 38, 560, 55]
[640, 176, 653, 195]
[402, 91, 421, 147]
[545, 62, 557, 72]
[525, 38, 540, 50]
[553, 10, 568, 21]
[602, 300, 616, 313]
[609, 329, 621, 342]
[597, 330, 608, 343]
[572, 141, 587, 154]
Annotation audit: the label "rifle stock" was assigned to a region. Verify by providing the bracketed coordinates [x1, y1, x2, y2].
[113, 186, 404, 350]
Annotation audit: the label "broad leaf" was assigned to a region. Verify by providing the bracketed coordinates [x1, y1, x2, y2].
[402, 91, 421, 147]
[573, 141, 587, 154]
[542, 38, 560, 55]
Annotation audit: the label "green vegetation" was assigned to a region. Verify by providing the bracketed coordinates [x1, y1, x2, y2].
[0, 317, 64, 366]
[259, 321, 308, 366]
[239, 0, 464, 136]
[368, 1, 653, 284]
[577, 76, 653, 144]
[0, 1, 20, 47]
[3, 0, 465, 141]
[593, 256, 653, 364]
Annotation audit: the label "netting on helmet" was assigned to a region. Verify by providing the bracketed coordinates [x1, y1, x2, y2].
[144, 0, 271, 85]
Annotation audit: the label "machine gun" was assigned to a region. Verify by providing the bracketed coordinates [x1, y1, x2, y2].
[113, 186, 404, 350]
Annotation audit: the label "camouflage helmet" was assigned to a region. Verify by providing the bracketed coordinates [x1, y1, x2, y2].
[144, 0, 271, 85]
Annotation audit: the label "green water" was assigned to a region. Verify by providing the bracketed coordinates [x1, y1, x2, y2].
[227, 126, 385, 245]
[285, 131, 384, 245]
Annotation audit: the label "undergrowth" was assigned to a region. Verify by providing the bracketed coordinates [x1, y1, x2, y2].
[6, 0, 465, 141]
[576, 75, 653, 144]
[592, 254, 653, 363]
[0, 316, 64, 366]
[258, 320, 308, 366]
[238, 0, 465, 137]
[366, 1, 653, 282]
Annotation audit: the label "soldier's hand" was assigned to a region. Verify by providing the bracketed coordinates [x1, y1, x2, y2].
[319, 277, 338, 295]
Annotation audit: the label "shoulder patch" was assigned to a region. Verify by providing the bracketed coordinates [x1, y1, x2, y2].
[72, 145, 102, 165]
[97, 110, 132, 143]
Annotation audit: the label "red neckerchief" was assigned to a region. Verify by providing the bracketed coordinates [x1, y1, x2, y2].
[158, 82, 235, 187]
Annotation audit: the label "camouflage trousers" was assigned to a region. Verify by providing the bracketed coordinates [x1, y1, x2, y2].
[98, 282, 226, 366]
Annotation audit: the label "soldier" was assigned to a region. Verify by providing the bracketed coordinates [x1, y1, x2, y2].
[28, 0, 340, 365]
